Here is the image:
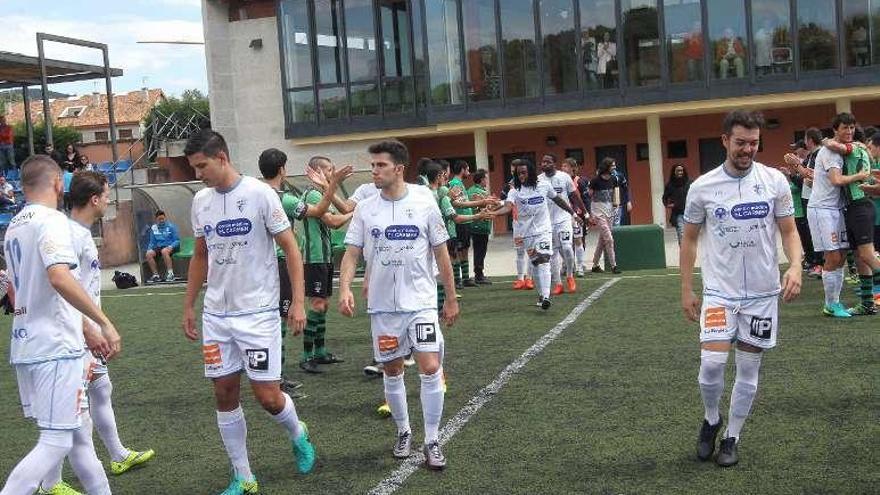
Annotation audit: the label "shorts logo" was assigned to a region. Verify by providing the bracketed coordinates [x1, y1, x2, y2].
[385, 225, 420, 241]
[216, 218, 253, 237]
[538, 241, 551, 250]
[313, 281, 323, 292]
[560, 231, 571, 241]
[245, 348, 270, 371]
[378, 335, 399, 354]
[749, 317, 773, 340]
[731, 202, 770, 220]
[704, 307, 727, 330]
[415, 322, 437, 344]
[203, 344, 222, 370]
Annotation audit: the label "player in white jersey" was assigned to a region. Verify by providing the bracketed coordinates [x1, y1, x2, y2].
[490, 158, 577, 309]
[2, 155, 120, 495]
[681, 111, 802, 468]
[40, 172, 156, 495]
[339, 140, 458, 470]
[539, 153, 586, 295]
[181, 130, 315, 495]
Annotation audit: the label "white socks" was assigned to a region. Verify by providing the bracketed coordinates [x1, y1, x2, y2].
[698, 350, 729, 425]
[68, 413, 111, 495]
[384, 373, 410, 434]
[1, 430, 73, 495]
[536, 262, 552, 298]
[270, 393, 302, 440]
[551, 252, 562, 285]
[420, 370, 445, 444]
[515, 246, 526, 279]
[822, 268, 844, 305]
[561, 244, 575, 277]
[217, 406, 253, 480]
[89, 374, 130, 462]
[575, 243, 585, 271]
[726, 350, 762, 440]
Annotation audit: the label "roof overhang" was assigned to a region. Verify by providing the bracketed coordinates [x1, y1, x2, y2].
[0, 50, 123, 90]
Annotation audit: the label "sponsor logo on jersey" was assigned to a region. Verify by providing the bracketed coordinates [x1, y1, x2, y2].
[415, 322, 437, 344]
[13, 306, 26, 316]
[749, 317, 773, 339]
[246, 348, 270, 371]
[526, 197, 545, 205]
[215, 218, 253, 237]
[385, 225, 420, 241]
[377, 335, 399, 354]
[731, 202, 770, 220]
[215, 256, 238, 265]
[12, 328, 27, 339]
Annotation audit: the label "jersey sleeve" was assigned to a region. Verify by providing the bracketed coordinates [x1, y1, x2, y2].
[191, 195, 205, 238]
[425, 200, 450, 247]
[349, 184, 369, 204]
[39, 214, 78, 269]
[261, 186, 291, 235]
[774, 173, 795, 218]
[344, 203, 365, 247]
[282, 193, 308, 221]
[821, 150, 843, 171]
[440, 196, 457, 220]
[544, 182, 558, 199]
[504, 188, 517, 206]
[682, 184, 706, 225]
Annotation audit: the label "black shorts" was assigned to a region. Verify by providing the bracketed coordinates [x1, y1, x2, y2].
[278, 257, 292, 317]
[446, 239, 456, 258]
[305, 263, 334, 299]
[454, 222, 471, 251]
[150, 244, 180, 255]
[845, 200, 875, 248]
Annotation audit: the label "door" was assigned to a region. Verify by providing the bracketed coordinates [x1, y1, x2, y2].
[698, 138, 725, 174]
[594, 145, 629, 225]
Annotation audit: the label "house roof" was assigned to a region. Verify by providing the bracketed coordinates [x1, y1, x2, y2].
[6, 88, 165, 128]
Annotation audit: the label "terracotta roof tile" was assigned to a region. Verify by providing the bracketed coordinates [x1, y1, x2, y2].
[5, 88, 164, 128]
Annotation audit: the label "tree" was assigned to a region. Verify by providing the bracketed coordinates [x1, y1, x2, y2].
[142, 89, 210, 153]
[13, 121, 81, 164]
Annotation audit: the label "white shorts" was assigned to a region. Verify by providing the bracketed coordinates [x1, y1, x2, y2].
[700, 295, 779, 350]
[807, 208, 849, 252]
[523, 233, 553, 262]
[552, 222, 573, 250]
[202, 311, 282, 381]
[370, 309, 444, 363]
[16, 356, 90, 430]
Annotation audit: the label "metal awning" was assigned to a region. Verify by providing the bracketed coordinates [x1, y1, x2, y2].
[0, 50, 122, 89]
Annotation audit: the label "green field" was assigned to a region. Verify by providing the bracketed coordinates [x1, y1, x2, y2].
[0, 271, 877, 494]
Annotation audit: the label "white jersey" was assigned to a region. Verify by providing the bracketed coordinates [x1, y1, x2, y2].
[807, 146, 844, 210]
[349, 182, 434, 205]
[504, 182, 557, 238]
[191, 176, 291, 317]
[6, 204, 84, 364]
[70, 219, 101, 325]
[683, 162, 794, 301]
[345, 184, 449, 313]
[539, 171, 575, 225]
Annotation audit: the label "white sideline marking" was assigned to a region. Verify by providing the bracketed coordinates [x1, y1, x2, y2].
[366, 277, 622, 495]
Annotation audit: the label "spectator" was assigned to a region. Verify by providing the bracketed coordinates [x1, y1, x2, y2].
[684, 22, 704, 82]
[78, 153, 95, 171]
[589, 157, 621, 274]
[145, 209, 181, 283]
[663, 164, 691, 245]
[0, 115, 15, 173]
[597, 32, 617, 88]
[0, 175, 15, 207]
[44, 143, 64, 166]
[61, 143, 79, 171]
[467, 169, 492, 284]
[611, 161, 631, 226]
[716, 28, 745, 79]
[62, 167, 74, 211]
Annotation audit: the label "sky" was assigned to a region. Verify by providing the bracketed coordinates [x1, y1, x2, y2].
[0, 0, 207, 98]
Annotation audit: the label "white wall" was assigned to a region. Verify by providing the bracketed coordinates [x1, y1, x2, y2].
[202, 1, 375, 177]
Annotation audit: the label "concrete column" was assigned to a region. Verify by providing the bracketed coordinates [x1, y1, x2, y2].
[474, 128, 494, 236]
[835, 97, 852, 114]
[647, 114, 666, 226]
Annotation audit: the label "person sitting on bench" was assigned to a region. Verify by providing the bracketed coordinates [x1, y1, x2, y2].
[145, 209, 180, 283]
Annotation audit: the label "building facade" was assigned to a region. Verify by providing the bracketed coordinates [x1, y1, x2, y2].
[204, 0, 880, 230]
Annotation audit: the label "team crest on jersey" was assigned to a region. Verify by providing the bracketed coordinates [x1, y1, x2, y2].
[404, 208, 414, 219]
[203, 225, 214, 238]
[371, 227, 382, 239]
[237, 198, 248, 212]
[713, 207, 728, 221]
[753, 184, 765, 195]
[90, 259, 100, 270]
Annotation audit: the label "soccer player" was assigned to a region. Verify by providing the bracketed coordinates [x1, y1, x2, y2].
[561, 158, 589, 277]
[2, 155, 120, 495]
[501, 162, 532, 289]
[681, 110, 802, 468]
[539, 153, 586, 294]
[41, 172, 156, 495]
[339, 140, 458, 470]
[466, 169, 494, 284]
[807, 113, 871, 318]
[489, 158, 577, 309]
[258, 148, 351, 389]
[447, 160, 496, 289]
[182, 130, 315, 495]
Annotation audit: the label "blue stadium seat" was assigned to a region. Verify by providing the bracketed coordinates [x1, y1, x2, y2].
[114, 160, 133, 173]
[5, 169, 20, 181]
[97, 162, 114, 173]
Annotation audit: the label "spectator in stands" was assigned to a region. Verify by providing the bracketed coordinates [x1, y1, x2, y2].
[145, 209, 181, 283]
[0, 175, 15, 207]
[0, 116, 15, 174]
[62, 166, 74, 211]
[79, 153, 95, 171]
[663, 164, 691, 245]
[716, 27, 745, 79]
[61, 143, 79, 171]
[44, 143, 64, 166]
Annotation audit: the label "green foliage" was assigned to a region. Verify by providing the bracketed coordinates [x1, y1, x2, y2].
[142, 89, 210, 149]
[12, 120, 81, 164]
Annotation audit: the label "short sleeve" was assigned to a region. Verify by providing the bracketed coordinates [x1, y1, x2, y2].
[191, 195, 205, 238]
[425, 200, 450, 247]
[262, 186, 291, 235]
[563, 174, 575, 195]
[544, 183, 558, 199]
[504, 188, 517, 206]
[305, 189, 323, 206]
[344, 203, 365, 247]
[39, 214, 78, 269]
[349, 184, 370, 204]
[821, 150, 843, 171]
[774, 173, 795, 218]
[440, 196, 456, 219]
[282, 193, 308, 221]
[682, 184, 706, 225]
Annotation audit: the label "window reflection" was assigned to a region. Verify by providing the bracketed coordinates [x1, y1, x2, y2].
[751, 0, 792, 76]
[350, 84, 380, 116]
[541, 0, 579, 95]
[622, 0, 661, 87]
[380, 0, 414, 114]
[665, 0, 703, 83]
[346, 0, 379, 83]
[798, 0, 838, 71]
[289, 90, 316, 123]
[501, 0, 541, 98]
[707, 0, 748, 79]
[319, 86, 347, 120]
[280, 0, 313, 88]
[315, 0, 346, 86]
[579, 0, 618, 89]
[463, 0, 501, 102]
[426, 0, 464, 105]
[844, 0, 873, 67]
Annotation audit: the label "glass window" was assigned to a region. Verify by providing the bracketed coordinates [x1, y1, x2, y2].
[288, 90, 316, 123]
[425, 0, 464, 105]
[319, 86, 348, 120]
[350, 83, 380, 116]
[843, 0, 873, 67]
[345, 0, 378, 83]
[463, 0, 502, 102]
[280, 0, 313, 88]
[541, 0, 579, 95]
[501, 0, 540, 98]
[797, 0, 838, 71]
[383, 78, 416, 113]
[751, 0, 792, 76]
[621, 0, 661, 87]
[315, 0, 346, 85]
[707, 0, 748, 79]
[664, 0, 704, 83]
[579, 0, 618, 89]
[411, 0, 428, 108]
[380, 0, 414, 114]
